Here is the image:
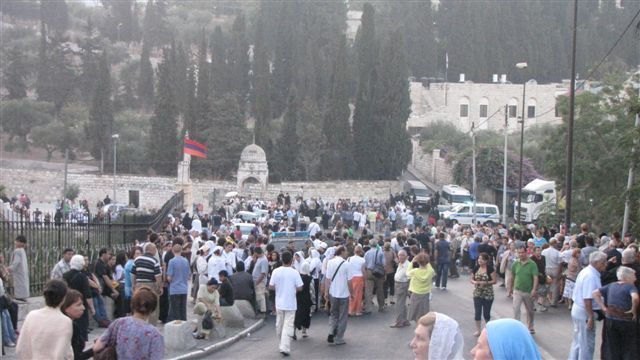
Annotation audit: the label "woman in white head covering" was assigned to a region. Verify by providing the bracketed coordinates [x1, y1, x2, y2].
[294, 262, 313, 339]
[306, 249, 323, 311]
[292, 251, 305, 272]
[410, 312, 464, 360]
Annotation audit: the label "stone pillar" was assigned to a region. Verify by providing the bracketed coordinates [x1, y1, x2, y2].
[432, 149, 440, 183]
[177, 153, 193, 212]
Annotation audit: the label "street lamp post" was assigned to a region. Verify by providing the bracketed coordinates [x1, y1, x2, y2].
[116, 23, 123, 42]
[515, 62, 528, 224]
[112, 134, 119, 203]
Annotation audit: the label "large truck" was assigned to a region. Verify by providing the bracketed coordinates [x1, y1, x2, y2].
[402, 180, 433, 211]
[515, 179, 557, 223]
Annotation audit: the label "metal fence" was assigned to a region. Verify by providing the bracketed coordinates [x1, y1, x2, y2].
[0, 191, 183, 296]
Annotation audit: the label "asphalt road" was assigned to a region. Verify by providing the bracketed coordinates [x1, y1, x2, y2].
[213, 271, 595, 359]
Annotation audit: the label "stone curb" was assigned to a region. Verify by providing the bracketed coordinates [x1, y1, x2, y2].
[167, 318, 265, 360]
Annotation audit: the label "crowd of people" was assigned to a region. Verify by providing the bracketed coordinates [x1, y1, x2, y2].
[1, 190, 638, 359]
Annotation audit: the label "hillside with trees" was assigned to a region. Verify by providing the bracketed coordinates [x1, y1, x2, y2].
[0, 0, 637, 182]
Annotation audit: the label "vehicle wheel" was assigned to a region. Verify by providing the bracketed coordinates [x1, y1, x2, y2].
[484, 221, 494, 227]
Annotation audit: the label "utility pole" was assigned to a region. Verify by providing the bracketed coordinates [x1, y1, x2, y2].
[564, 0, 579, 230]
[515, 62, 528, 224]
[622, 107, 639, 236]
[472, 122, 477, 225]
[503, 105, 509, 225]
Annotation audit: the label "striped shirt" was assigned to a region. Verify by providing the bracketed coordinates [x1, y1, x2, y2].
[131, 254, 161, 283]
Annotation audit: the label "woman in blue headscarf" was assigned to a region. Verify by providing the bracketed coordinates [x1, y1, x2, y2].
[471, 318, 541, 360]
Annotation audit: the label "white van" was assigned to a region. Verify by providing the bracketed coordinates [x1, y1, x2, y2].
[442, 203, 500, 226]
[439, 184, 472, 212]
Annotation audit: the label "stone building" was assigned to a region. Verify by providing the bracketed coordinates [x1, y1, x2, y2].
[407, 78, 567, 134]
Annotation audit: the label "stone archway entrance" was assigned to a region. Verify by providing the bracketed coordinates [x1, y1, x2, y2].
[237, 144, 269, 195]
[240, 176, 262, 194]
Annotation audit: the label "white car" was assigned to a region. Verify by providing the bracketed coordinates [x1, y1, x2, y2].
[442, 203, 500, 226]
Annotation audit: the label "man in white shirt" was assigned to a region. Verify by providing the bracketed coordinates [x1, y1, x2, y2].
[569, 251, 607, 360]
[269, 251, 303, 356]
[390, 250, 411, 328]
[325, 246, 353, 346]
[541, 238, 562, 307]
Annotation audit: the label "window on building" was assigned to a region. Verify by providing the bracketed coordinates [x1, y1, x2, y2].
[508, 105, 517, 118]
[527, 105, 536, 118]
[479, 104, 488, 118]
[459, 97, 469, 119]
[460, 104, 469, 117]
[555, 106, 560, 117]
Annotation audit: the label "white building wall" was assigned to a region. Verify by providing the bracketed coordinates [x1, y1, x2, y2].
[408, 81, 566, 133]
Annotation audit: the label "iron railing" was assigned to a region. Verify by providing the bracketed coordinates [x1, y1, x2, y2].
[0, 191, 183, 295]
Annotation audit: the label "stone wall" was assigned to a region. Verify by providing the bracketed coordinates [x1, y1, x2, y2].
[1, 167, 401, 211]
[411, 139, 455, 187]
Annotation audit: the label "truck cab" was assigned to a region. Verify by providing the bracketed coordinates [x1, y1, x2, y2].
[403, 180, 432, 210]
[515, 179, 557, 223]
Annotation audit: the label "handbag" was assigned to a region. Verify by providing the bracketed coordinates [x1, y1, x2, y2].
[372, 249, 385, 278]
[202, 310, 214, 330]
[94, 320, 118, 360]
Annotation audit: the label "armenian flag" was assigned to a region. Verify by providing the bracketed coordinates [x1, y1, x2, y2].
[183, 138, 207, 158]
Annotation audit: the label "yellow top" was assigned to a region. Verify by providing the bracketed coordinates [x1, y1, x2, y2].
[406, 263, 435, 295]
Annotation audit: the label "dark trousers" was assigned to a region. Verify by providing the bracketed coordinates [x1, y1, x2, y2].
[435, 262, 450, 288]
[168, 294, 187, 322]
[159, 286, 169, 323]
[602, 318, 639, 360]
[383, 273, 395, 298]
[473, 297, 493, 322]
[313, 278, 320, 310]
[449, 255, 459, 277]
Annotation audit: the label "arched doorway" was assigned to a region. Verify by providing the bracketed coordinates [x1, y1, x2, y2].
[241, 176, 262, 194]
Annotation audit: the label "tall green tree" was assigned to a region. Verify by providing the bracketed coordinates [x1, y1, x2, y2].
[228, 14, 250, 107]
[194, 31, 210, 142]
[203, 94, 250, 178]
[85, 51, 114, 162]
[78, 17, 100, 104]
[210, 26, 230, 97]
[276, 92, 302, 180]
[3, 46, 28, 100]
[321, 35, 353, 179]
[251, 17, 273, 153]
[371, 30, 412, 178]
[35, 26, 76, 115]
[138, 42, 154, 109]
[142, 0, 171, 48]
[352, 3, 377, 178]
[40, 0, 68, 34]
[296, 98, 326, 180]
[147, 51, 179, 175]
[183, 64, 198, 137]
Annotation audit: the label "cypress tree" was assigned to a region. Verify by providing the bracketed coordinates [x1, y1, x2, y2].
[3, 46, 28, 100]
[271, 2, 297, 117]
[40, 0, 69, 34]
[148, 51, 179, 175]
[85, 51, 114, 161]
[35, 30, 76, 116]
[251, 17, 272, 152]
[138, 42, 154, 109]
[78, 17, 100, 104]
[321, 35, 353, 180]
[203, 94, 250, 179]
[173, 41, 189, 115]
[183, 65, 198, 136]
[352, 3, 377, 178]
[210, 26, 230, 98]
[229, 14, 250, 107]
[370, 30, 412, 179]
[194, 31, 210, 141]
[276, 91, 301, 180]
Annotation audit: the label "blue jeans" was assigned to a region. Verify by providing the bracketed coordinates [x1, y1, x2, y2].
[435, 262, 450, 288]
[93, 295, 108, 322]
[1, 310, 16, 345]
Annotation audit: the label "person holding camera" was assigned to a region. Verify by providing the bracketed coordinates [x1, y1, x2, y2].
[406, 253, 435, 323]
